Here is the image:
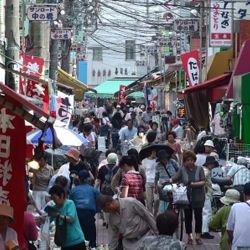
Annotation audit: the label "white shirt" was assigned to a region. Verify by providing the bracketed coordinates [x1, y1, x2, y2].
[141, 158, 157, 183]
[195, 154, 207, 167]
[227, 200, 250, 249]
[0, 227, 18, 250]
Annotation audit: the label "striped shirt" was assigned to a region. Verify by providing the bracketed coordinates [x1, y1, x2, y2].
[227, 164, 250, 186]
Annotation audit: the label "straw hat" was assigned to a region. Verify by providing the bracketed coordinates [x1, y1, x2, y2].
[204, 140, 215, 148]
[64, 147, 80, 161]
[220, 189, 240, 205]
[0, 204, 14, 221]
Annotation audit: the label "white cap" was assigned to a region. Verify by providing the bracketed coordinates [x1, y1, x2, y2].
[116, 105, 121, 108]
[204, 140, 214, 148]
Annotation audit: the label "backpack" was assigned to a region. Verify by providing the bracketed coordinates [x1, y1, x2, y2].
[101, 165, 114, 195]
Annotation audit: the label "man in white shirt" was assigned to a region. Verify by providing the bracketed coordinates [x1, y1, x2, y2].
[227, 181, 250, 249]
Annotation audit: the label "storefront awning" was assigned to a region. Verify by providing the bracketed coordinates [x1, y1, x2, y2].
[94, 79, 135, 98]
[57, 68, 96, 100]
[184, 73, 231, 101]
[0, 83, 55, 130]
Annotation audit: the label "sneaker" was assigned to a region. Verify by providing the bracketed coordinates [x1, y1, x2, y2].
[201, 233, 214, 239]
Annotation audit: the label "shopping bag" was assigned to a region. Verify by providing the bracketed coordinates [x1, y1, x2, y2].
[172, 185, 190, 205]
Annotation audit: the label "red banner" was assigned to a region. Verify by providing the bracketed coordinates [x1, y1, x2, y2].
[118, 85, 127, 104]
[0, 97, 26, 247]
[19, 53, 49, 112]
[180, 50, 200, 86]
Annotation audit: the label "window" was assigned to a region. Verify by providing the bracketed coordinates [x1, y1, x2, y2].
[125, 40, 135, 60]
[93, 47, 103, 61]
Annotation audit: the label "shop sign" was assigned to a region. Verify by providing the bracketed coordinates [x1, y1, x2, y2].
[173, 19, 199, 32]
[225, 1, 250, 20]
[51, 29, 72, 40]
[0, 102, 26, 246]
[210, 0, 233, 47]
[27, 5, 58, 21]
[180, 50, 200, 86]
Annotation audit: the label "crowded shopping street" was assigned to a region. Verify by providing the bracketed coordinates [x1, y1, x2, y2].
[1, 0, 250, 250]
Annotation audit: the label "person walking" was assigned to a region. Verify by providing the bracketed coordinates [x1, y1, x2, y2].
[96, 195, 158, 250]
[155, 150, 179, 213]
[201, 156, 219, 239]
[70, 170, 100, 249]
[171, 151, 206, 245]
[227, 182, 250, 249]
[141, 149, 157, 214]
[209, 189, 240, 250]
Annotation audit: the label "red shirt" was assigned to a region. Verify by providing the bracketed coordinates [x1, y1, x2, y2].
[121, 171, 144, 200]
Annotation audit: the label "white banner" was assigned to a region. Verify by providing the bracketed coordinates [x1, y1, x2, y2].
[210, 0, 233, 47]
[56, 91, 74, 127]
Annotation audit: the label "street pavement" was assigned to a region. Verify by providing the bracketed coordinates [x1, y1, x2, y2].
[96, 215, 220, 249]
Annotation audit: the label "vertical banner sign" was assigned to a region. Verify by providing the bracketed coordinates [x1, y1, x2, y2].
[0, 99, 26, 247]
[19, 53, 49, 112]
[148, 87, 158, 111]
[118, 85, 127, 104]
[210, 0, 232, 47]
[180, 50, 200, 86]
[56, 92, 74, 127]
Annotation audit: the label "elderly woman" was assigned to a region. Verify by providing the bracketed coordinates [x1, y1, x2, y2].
[170, 150, 205, 245]
[0, 205, 19, 250]
[166, 131, 182, 163]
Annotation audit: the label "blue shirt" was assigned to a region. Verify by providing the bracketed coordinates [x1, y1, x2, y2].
[119, 126, 138, 142]
[56, 199, 85, 247]
[70, 183, 100, 212]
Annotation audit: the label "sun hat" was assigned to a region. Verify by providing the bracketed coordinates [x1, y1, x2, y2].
[204, 156, 219, 167]
[244, 181, 250, 195]
[220, 189, 240, 205]
[64, 147, 80, 161]
[204, 140, 215, 148]
[107, 153, 118, 165]
[0, 204, 14, 221]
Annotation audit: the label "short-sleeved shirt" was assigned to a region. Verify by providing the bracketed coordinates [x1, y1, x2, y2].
[227, 200, 250, 249]
[141, 158, 157, 184]
[121, 171, 144, 200]
[55, 199, 85, 247]
[227, 164, 250, 186]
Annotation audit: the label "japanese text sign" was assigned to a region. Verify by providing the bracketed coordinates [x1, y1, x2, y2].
[51, 29, 72, 40]
[180, 50, 200, 86]
[19, 54, 49, 113]
[27, 5, 58, 21]
[224, 1, 250, 20]
[0, 100, 26, 246]
[173, 19, 199, 32]
[210, 0, 232, 47]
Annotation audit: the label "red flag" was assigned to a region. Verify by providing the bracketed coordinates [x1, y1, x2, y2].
[0, 97, 26, 247]
[180, 50, 200, 86]
[19, 53, 49, 112]
[118, 85, 127, 104]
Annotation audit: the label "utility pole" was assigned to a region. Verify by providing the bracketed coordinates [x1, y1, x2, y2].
[5, 0, 20, 90]
[31, 0, 50, 79]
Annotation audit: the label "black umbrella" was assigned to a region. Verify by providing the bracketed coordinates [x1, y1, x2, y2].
[139, 144, 174, 160]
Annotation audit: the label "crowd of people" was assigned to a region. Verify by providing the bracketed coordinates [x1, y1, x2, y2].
[2, 102, 250, 250]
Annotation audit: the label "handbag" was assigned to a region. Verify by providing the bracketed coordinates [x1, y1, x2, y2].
[54, 215, 67, 247]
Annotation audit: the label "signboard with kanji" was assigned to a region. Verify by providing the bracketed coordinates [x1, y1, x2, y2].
[226, 1, 250, 20]
[210, 0, 233, 47]
[180, 50, 200, 86]
[173, 19, 199, 32]
[27, 5, 58, 21]
[51, 29, 72, 40]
